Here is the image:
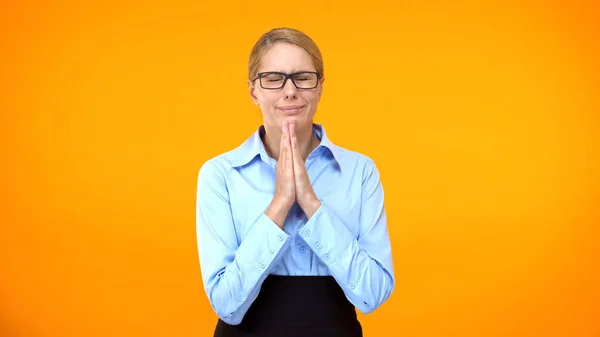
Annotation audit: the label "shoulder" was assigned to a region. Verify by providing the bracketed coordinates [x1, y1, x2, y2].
[196, 147, 242, 184]
[198, 127, 261, 179]
[195, 149, 243, 202]
[332, 144, 380, 181]
[337, 146, 375, 165]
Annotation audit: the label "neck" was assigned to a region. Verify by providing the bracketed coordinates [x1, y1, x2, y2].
[262, 122, 318, 161]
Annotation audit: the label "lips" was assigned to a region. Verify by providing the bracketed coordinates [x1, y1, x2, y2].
[278, 105, 304, 113]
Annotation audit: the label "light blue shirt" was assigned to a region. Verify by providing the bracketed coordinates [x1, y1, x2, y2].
[195, 123, 395, 325]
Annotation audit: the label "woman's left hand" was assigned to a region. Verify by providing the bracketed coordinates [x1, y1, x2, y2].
[289, 121, 321, 219]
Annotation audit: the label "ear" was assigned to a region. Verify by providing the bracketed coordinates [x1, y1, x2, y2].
[317, 77, 325, 102]
[248, 80, 259, 105]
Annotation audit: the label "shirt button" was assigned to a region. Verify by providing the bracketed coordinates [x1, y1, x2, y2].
[260, 262, 266, 269]
[349, 283, 356, 290]
[297, 220, 303, 225]
[315, 242, 321, 249]
[237, 295, 243, 302]
[300, 246, 306, 252]
[268, 248, 274, 254]
[277, 234, 284, 241]
[303, 230, 311, 237]
[324, 254, 330, 261]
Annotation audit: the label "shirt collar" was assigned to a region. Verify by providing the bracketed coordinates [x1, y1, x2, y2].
[230, 123, 342, 169]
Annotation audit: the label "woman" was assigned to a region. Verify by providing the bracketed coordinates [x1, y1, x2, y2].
[196, 27, 395, 337]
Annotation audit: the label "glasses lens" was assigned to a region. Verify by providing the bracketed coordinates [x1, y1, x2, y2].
[293, 72, 318, 88]
[260, 73, 285, 88]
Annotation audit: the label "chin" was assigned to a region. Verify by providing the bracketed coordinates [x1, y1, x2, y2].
[284, 116, 308, 124]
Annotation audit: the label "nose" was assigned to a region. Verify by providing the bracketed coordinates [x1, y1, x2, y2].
[282, 77, 298, 99]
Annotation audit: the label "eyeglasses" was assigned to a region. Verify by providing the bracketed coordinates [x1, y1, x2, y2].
[252, 71, 321, 90]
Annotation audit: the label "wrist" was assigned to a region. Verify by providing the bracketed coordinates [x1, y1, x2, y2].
[300, 197, 321, 219]
[265, 198, 292, 228]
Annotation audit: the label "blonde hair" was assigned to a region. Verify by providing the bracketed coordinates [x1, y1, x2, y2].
[248, 27, 324, 81]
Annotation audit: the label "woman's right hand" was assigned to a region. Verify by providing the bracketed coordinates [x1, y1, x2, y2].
[265, 120, 295, 228]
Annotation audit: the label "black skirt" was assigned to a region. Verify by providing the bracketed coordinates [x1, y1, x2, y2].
[213, 275, 363, 337]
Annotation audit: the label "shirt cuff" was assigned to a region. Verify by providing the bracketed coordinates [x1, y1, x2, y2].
[298, 202, 355, 266]
[234, 212, 291, 273]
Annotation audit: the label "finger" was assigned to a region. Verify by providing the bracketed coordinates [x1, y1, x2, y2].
[278, 122, 293, 177]
[289, 122, 296, 153]
[279, 149, 288, 176]
[289, 121, 297, 158]
[277, 126, 287, 172]
[280, 121, 291, 158]
[285, 135, 295, 176]
[289, 124, 305, 175]
[280, 120, 288, 146]
[289, 119, 295, 137]
[287, 121, 296, 148]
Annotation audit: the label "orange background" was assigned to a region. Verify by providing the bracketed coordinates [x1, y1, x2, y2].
[1, 0, 599, 336]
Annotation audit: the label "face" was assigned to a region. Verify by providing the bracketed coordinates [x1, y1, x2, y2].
[249, 43, 323, 132]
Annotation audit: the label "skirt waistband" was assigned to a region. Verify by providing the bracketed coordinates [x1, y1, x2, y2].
[214, 275, 362, 337]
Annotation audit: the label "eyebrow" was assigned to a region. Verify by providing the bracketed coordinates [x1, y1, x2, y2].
[265, 69, 316, 73]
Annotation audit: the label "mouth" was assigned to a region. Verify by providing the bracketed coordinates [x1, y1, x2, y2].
[277, 105, 304, 114]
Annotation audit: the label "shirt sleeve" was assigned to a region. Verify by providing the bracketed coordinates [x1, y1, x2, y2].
[195, 160, 291, 325]
[299, 159, 395, 314]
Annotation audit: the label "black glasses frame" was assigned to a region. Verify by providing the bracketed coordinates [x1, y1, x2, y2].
[252, 71, 321, 90]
